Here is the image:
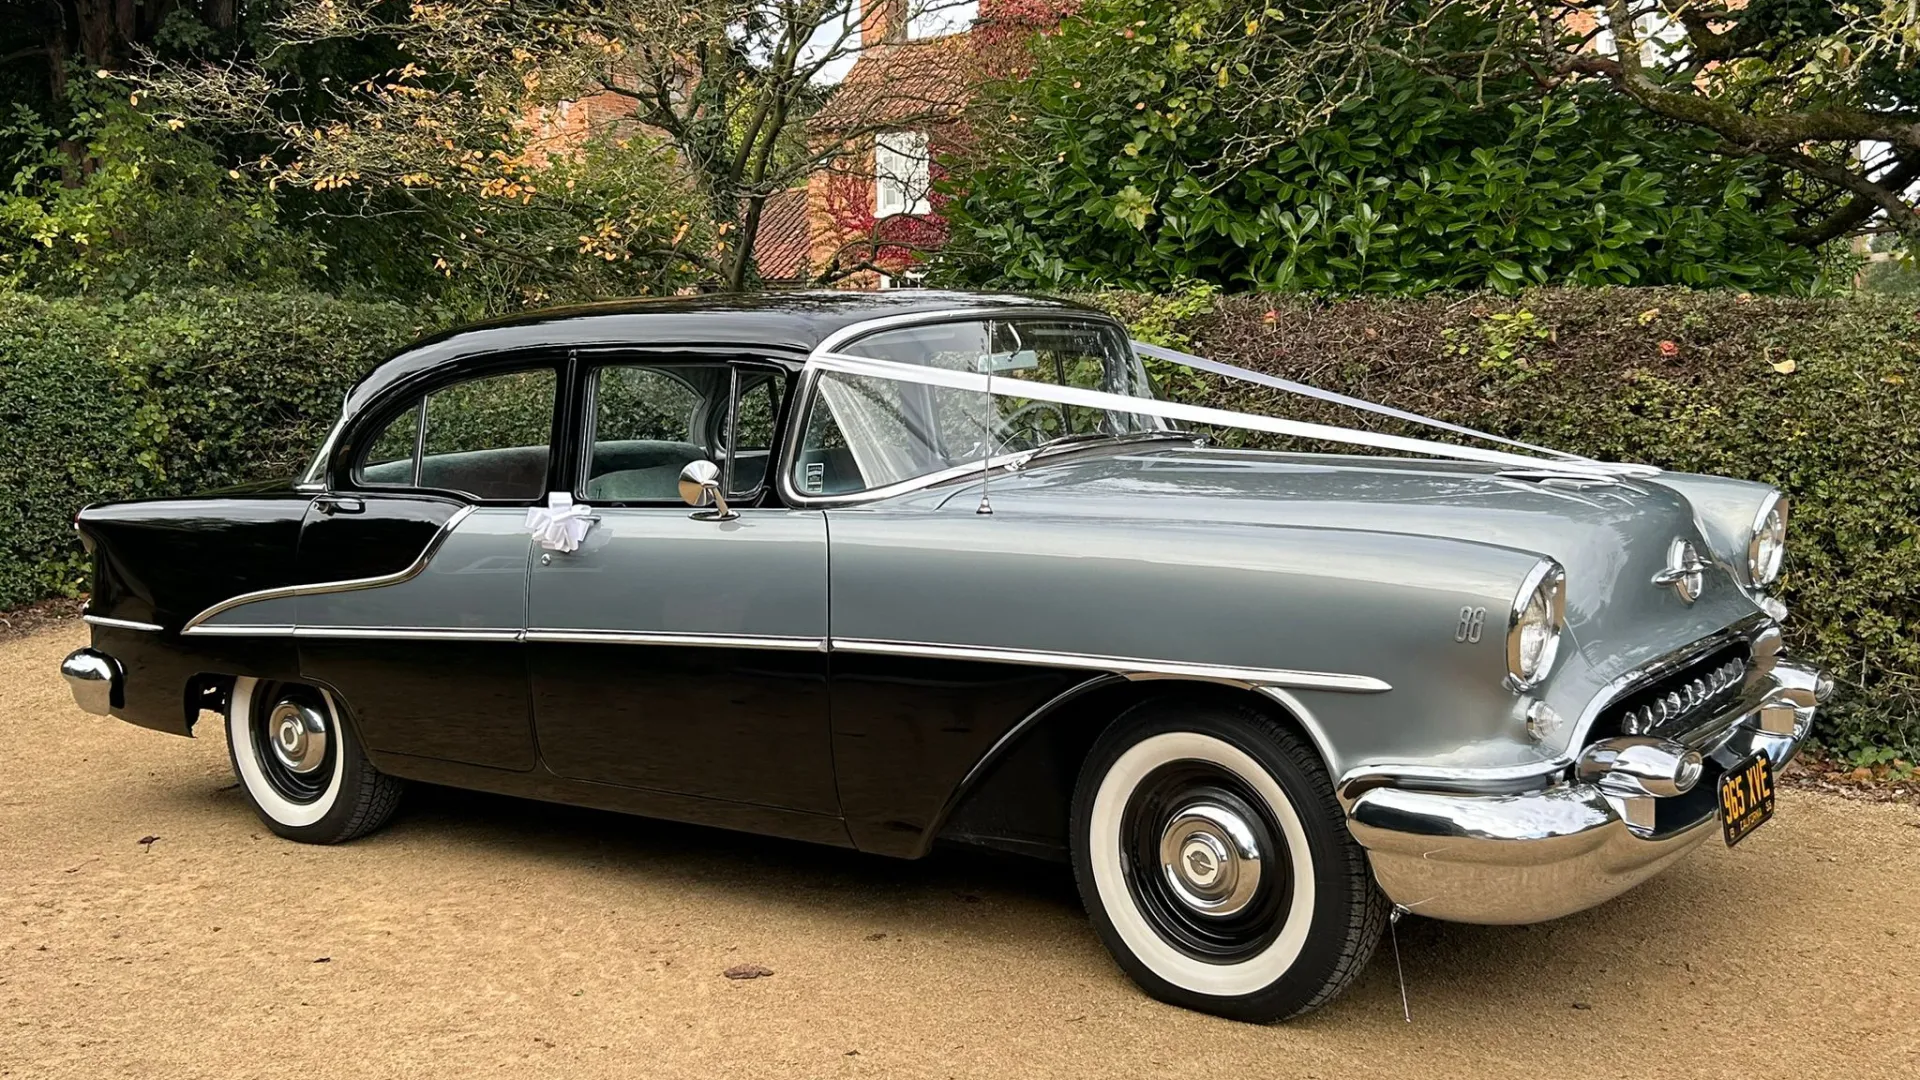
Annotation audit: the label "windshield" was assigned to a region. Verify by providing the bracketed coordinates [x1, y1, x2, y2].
[791, 317, 1166, 498]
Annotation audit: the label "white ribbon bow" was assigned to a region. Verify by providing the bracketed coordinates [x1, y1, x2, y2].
[525, 491, 595, 553]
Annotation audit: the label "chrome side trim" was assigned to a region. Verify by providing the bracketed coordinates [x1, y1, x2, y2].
[82, 614, 164, 633]
[299, 626, 521, 642]
[830, 638, 1392, 693]
[181, 505, 478, 632]
[181, 624, 295, 637]
[524, 629, 826, 651]
[182, 624, 520, 641]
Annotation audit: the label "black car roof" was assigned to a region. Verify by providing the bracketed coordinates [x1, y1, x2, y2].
[345, 289, 1106, 414]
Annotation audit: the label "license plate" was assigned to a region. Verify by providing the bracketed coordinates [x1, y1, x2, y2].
[1718, 752, 1775, 847]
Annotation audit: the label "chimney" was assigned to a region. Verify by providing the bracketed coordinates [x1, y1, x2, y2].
[860, 0, 907, 45]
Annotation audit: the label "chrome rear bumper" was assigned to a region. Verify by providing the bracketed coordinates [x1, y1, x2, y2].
[1346, 656, 1825, 925]
[60, 648, 123, 716]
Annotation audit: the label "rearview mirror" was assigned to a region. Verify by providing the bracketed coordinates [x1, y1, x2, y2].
[678, 460, 736, 521]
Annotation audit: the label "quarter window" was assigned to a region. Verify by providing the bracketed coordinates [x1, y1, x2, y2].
[353, 367, 557, 501]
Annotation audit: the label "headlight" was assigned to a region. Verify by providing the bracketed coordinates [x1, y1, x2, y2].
[1748, 494, 1787, 588]
[1507, 560, 1567, 690]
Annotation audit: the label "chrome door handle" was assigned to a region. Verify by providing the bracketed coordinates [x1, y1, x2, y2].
[314, 495, 365, 515]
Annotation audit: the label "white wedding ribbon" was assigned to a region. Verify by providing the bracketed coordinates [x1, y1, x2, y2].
[525, 491, 596, 552]
[1130, 340, 1588, 461]
[807, 351, 1653, 477]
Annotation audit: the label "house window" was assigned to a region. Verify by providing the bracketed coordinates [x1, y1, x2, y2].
[874, 131, 931, 217]
[907, 0, 978, 40]
[878, 270, 927, 290]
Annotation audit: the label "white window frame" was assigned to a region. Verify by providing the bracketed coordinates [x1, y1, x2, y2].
[907, 0, 978, 40]
[874, 131, 931, 217]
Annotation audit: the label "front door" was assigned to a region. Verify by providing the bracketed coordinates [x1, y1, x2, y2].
[526, 359, 836, 813]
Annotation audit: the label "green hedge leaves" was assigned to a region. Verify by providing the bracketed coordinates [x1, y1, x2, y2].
[0, 289, 424, 607]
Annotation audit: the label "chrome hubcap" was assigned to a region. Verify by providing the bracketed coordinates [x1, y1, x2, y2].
[267, 700, 329, 775]
[1157, 802, 1263, 917]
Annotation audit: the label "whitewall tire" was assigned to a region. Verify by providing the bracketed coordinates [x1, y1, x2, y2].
[1071, 699, 1388, 1022]
[226, 676, 405, 844]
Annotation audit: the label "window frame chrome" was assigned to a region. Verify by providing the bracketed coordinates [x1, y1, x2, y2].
[774, 306, 1150, 509]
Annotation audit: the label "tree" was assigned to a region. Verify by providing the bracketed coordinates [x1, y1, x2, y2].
[1044, 0, 1920, 250]
[941, 0, 1827, 294]
[137, 0, 974, 292]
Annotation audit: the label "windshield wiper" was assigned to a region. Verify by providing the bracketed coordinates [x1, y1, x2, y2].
[1011, 430, 1199, 470]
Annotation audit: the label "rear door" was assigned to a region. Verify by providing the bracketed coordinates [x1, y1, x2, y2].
[526, 358, 837, 813]
[295, 361, 561, 771]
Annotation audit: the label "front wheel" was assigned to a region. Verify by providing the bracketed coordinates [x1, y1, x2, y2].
[225, 676, 404, 844]
[1071, 700, 1388, 1022]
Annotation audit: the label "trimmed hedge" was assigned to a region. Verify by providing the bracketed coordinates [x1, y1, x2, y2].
[1092, 287, 1920, 758]
[0, 290, 426, 608]
[2, 286, 1914, 755]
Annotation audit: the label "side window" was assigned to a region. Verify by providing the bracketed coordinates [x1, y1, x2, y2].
[357, 402, 423, 487]
[582, 362, 781, 504]
[352, 367, 557, 501]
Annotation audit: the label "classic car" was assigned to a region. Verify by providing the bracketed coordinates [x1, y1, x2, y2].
[60, 290, 1829, 1022]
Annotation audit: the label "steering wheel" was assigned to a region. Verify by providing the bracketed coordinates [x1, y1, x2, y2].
[992, 401, 1071, 452]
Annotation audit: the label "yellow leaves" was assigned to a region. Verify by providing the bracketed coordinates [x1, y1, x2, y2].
[1771, 358, 1797, 374]
[165, 118, 186, 131]
[1245, 18, 1260, 36]
[96, 69, 112, 79]
[1882, 373, 1906, 386]
[227, 170, 241, 180]
[1217, 67, 1230, 88]
[1637, 307, 1661, 325]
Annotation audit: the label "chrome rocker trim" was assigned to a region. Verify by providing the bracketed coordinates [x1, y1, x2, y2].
[1344, 655, 1825, 924]
[181, 506, 477, 634]
[830, 638, 1392, 693]
[524, 629, 826, 651]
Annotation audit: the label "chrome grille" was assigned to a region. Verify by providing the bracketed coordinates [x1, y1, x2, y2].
[1602, 644, 1749, 739]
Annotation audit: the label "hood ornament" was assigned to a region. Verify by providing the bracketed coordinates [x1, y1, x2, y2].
[1651, 539, 1708, 604]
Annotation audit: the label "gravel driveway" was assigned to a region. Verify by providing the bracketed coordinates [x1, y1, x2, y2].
[4, 622, 1916, 1079]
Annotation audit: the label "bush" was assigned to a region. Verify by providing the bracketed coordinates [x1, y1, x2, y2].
[0, 289, 427, 607]
[1087, 287, 1919, 757]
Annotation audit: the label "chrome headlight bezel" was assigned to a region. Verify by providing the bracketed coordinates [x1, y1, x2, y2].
[1507, 560, 1567, 691]
[1747, 493, 1787, 589]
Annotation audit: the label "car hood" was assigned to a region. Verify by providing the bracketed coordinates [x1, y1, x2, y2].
[943, 446, 1683, 552]
[920, 445, 1763, 684]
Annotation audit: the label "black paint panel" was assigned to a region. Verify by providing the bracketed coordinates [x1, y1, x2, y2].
[301, 639, 535, 771]
[78, 495, 312, 627]
[531, 643, 836, 814]
[828, 653, 1089, 857]
[366, 749, 854, 849]
[296, 494, 466, 583]
[93, 624, 299, 737]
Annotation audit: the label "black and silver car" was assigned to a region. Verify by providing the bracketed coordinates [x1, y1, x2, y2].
[61, 290, 1828, 1021]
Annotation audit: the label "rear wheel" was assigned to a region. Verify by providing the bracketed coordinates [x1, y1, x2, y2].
[1071, 699, 1388, 1022]
[225, 676, 404, 844]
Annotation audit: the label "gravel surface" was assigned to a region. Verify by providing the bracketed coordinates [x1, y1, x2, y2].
[4, 622, 1917, 1079]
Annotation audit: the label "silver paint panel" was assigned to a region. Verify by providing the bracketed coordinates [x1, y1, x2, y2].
[526, 508, 828, 637]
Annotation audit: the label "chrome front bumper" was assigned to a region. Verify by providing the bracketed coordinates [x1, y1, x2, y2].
[1345, 657, 1826, 925]
[60, 648, 123, 716]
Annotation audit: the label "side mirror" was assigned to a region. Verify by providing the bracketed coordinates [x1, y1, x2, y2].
[677, 460, 736, 521]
